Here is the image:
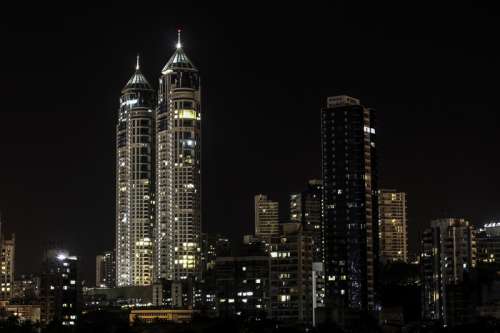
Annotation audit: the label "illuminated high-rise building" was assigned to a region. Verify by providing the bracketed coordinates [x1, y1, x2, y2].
[378, 189, 408, 262]
[156, 31, 202, 281]
[269, 223, 314, 324]
[290, 180, 325, 315]
[421, 218, 476, 327]
[115, 56, 155, 286]
[40, 249, 81, 326]
[290, 179, 323, 261]
[0, 233, 15, 301]
[254, 194, 279, 238]
[321, 95, 379, 313]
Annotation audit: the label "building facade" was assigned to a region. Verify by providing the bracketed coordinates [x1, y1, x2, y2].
[96, 251, 116, 288]
[321, 95, 379, 314]
[40, 249, 81, 326]
[5, 304, 41, 323]
[378, 189, 408, 263]
[0, 233, 14, 301]
[201, 233, 231, 279]
[215, 254, 270, 319]
[421, 218, 476, 327]
[130, 308, 197, 324]
[12, 274, 40, 302]
[255, 194, 279, 238]
[156, 31, 202, 282]
[290, 179, 323, 261]
[116, 56, 155, 286]
[199, 234, 231, 315]
[269, 223, 313, 324]
[477, 222, 500, 264]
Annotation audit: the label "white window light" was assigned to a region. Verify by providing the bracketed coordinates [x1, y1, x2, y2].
[280, 295, 290, 302]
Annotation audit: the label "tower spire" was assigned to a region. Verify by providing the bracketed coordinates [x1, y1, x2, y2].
[176, 29, 182, 49]
[136, 54, 140, 71]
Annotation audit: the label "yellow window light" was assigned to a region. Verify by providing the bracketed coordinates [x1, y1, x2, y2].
[178, 110, 197, 120]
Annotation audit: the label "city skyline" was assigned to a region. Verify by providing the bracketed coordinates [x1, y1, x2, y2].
[1, 3, 499, 284]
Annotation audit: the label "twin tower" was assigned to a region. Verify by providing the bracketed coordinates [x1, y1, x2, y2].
[116, 31, 202, 286]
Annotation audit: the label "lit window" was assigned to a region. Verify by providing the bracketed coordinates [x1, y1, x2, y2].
[178, 110, 197, 120]
[280, 295, 290, 302]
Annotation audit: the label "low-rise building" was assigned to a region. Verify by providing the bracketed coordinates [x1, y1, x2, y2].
[129, 308, 197, 324]
[12, 274, 40, 302]
[5, 304, 41, 323]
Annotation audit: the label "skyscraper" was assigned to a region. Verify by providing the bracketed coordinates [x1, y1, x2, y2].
[40, 249, 81, 326]
[269, 223, 314, 324]
[156, 31, 202, 281]
[320, 95, 379, 314]
[115, 56, 155, 286]
[254, 194, 279, 238]
[0, 233, 15, 301]
[421, 218, 476, 327]
[378, 189, 408, 262]
[290, 179, 323, 261]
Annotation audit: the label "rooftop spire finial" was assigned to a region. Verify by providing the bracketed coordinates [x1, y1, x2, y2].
[136, 54, 140, 71]
[176, 29, 182, 49]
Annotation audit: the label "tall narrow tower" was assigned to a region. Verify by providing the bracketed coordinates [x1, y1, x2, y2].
[378, 189, 408, 263]
[321, 95, 379, 313]
[290, 180, 323, 262]
[421, 218, 476, 326]
[156, 31, 202, 281]
[116, 56, 155, 286]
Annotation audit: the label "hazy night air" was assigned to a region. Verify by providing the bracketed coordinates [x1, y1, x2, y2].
[0, 3, 499, 330]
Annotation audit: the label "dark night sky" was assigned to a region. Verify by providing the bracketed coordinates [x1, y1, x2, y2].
[0, 3, 499, 283]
